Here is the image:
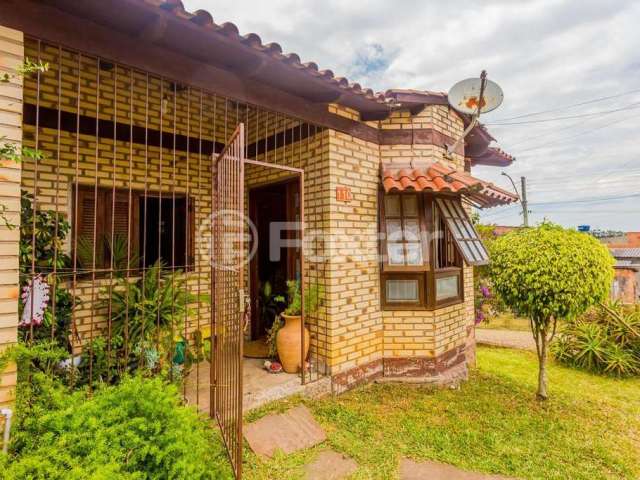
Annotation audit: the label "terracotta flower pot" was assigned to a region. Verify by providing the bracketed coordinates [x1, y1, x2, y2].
[276, 314, 310, 373]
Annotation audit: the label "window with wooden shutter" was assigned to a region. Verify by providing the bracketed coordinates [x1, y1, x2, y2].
[73, 185, 194, 274]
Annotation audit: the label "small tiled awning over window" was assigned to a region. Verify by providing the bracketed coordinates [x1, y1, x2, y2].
[381, 161, 518, 208]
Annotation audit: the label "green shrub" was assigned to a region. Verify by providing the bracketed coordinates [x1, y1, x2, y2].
[489, 223, 614, 399]
[3, 375, 229, 479]
[552, 302, 640, 376]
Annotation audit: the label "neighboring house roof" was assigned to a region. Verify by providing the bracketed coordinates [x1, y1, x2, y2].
[604, 232, 640, 248]
[614, 259, 640, 270]
[381, 161, 518, 208]
[610, 248, 640, 258]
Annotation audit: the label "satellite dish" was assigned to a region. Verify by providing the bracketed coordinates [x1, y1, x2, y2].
[447, 76, 504, 115]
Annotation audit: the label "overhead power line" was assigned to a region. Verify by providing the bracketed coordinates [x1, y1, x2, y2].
[529, 192, 640, 206]
[489, 88, 640, 122]
[515, 114, 635, 154]
[486, 102, 640, 126]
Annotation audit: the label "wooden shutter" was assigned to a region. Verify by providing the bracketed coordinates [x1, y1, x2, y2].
[104, 189, 139, 272]
[74, 185, 105, 270]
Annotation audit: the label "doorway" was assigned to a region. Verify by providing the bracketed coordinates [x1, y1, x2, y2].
[248, 179, 301, 344]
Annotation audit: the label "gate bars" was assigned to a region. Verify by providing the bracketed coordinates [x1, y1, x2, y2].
[18, 36, 329, 477]
[213, 123, 245, 478]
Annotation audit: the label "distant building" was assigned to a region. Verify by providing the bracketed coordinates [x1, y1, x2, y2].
[609, 248, 640, 304]
[600, 232, 640, 248]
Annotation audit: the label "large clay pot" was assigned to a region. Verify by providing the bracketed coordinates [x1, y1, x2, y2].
[276, 314, 310, 373]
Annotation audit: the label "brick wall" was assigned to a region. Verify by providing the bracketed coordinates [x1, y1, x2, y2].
[0, 26, 23, 405]
[20, 39, 219, 348]
[327, 104, 475, 389]
[15, 36, 479, 393]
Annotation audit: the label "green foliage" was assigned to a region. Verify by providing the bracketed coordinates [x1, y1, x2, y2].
[104, 261, 206, 348]
[266, 316, 283, 359]
[76, 233, 139, 274]
[489, 222, 614, 398]
[282, 280, 322, 316]
[82, 261, 209, 384]
[19, 191, 77, 350]
[2, 375, 228, 479]
[489, 223, 614, 322]
[552, 302, 640, 376]
[260, 281, 286, 358]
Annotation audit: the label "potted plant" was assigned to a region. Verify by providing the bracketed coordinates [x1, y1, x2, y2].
[276, 280, 321, 373]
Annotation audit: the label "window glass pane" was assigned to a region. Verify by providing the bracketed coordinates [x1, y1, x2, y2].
[386, 219, 403, 242]
[436, 275, 459, 301]
[435, 198, 489, 265]
[403, 219, 420, 241]
[402, 195, 418, 216]
[386, 279, 419, 302]
[387, 243, 405, 265]
[384, 195, 401, 217]
[405, 243, 423, 265]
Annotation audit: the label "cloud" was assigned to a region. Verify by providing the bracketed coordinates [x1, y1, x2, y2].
[184, 0, 640, 230]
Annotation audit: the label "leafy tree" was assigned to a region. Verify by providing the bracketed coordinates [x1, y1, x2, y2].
[489, 223, 614, 399]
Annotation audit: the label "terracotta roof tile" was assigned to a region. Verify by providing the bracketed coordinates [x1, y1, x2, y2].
[143, 0, 388, 104]
[135, 0, 515, 168]
[382, 162, 518, 208]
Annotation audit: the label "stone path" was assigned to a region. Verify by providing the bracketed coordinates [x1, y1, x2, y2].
[244, 406, 520, 479]
[244, 405, 326, 458]
[475, 328, 535, 350]
[400, 458, 518, 480]
[304, 450, 358, 480]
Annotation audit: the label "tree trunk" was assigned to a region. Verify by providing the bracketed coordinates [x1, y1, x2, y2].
[536, 327, 548, 400]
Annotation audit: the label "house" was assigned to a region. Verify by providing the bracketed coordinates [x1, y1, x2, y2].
[610, 248, 640, 304]
[0, 1, 516, 476]
[599, 231, 640, 248]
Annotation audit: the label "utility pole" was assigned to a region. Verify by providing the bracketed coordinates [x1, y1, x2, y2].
[521, 176, 529, 227]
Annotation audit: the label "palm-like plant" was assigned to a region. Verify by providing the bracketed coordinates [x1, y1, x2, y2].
[104, 261, 206, 348]
[553, 302, 640, 377]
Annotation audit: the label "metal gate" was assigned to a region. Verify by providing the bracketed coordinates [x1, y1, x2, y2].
[212, 123, 246, 479]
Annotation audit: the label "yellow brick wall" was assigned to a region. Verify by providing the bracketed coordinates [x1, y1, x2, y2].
[0, 26, 23, 405]
[377, 106, 474, 360]
[328, 104, 475, 372]
[20, 39, 219, 348]
[324, 129, 383, 374]
[15, 36, 476, 386]
[243, 128, 331, 371]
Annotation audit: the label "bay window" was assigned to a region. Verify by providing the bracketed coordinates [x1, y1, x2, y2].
[380, 192, 488, 310]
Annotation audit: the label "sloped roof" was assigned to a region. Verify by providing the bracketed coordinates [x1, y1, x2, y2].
[34, 0, 514, 166]
[611, 248, 640, 258]
[381, 161, 518, 208]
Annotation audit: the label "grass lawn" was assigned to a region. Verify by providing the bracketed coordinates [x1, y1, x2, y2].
[213, 347, 640, 479]
[477, 312, 530, 331]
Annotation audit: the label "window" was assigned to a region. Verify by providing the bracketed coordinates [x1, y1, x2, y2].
[435, 198, 489, 266]
[381, 194, 428, 270]
[73, 185, 194, 273]
[380, 193, 485, 309]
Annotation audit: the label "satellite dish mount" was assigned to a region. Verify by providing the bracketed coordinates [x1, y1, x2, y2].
[445, 70, 503, 158]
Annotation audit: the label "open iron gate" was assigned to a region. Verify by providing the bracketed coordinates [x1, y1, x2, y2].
[212, 123, 246, 479]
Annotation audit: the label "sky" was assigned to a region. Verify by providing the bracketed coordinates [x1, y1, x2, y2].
[184, 0, 640, 231]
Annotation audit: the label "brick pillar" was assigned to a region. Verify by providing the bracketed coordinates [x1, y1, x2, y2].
[0, 26, 24, 406]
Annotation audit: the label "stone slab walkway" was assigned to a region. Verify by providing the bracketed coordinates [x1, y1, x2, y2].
[400, 459, 518, 480]
[244, 405, 326, 458]
[304, 450, 358, 480]
[475, 328, 535, 350]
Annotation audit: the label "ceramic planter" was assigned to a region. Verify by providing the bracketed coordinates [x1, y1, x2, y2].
[276, 314, 310, 373]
